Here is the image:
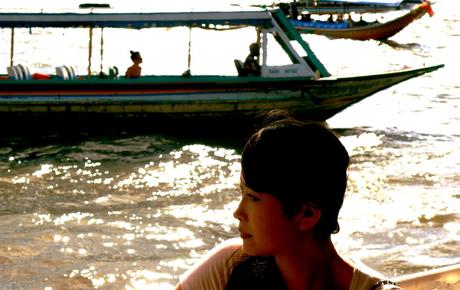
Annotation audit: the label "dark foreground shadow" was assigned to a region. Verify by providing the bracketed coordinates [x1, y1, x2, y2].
[0, 113, 265, 150]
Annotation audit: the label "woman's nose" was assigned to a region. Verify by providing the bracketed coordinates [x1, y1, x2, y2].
[233, 201, 245, 221]
[233, 210, 240, 220]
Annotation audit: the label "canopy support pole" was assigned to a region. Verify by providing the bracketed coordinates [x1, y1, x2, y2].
[256, 27, 261, 67]
[10, 28, 15, 67]
[100, 27, 104, 73]
[187, 27, 192, 71]
[88, 27, 93, 77]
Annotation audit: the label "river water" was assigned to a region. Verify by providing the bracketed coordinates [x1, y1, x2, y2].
[0, 0, 459, 289]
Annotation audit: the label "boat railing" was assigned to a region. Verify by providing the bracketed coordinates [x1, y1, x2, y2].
[291, 19, 350, 29]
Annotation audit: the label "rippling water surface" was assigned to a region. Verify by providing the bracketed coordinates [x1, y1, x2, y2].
[0, 0, 459, 289]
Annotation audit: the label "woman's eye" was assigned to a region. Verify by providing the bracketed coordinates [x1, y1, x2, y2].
[246, 194, 260, 201]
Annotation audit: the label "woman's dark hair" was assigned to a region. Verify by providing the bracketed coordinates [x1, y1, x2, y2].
[241, 110, 349, 239]
[226, 255, 287, 290]
[130, 50, 141, 61]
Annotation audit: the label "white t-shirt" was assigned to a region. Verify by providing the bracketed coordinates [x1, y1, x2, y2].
[179, 238, 402, 290]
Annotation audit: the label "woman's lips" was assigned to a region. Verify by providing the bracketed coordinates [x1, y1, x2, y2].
[239, 230, 252, 239]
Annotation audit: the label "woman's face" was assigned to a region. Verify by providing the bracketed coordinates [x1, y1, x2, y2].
[234, 174, 301, 256]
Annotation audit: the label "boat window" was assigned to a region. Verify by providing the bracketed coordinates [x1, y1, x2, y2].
[1, 27, 88, 75]
[102, 26, 256, 76]
[264, 33, 295, 66]
[290, 41, 308, 58]
[181, 27, 256, 76]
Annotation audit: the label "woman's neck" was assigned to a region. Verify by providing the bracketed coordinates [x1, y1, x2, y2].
[274, 239, 353, 290]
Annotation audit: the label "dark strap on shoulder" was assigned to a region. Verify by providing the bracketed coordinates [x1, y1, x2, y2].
[370, 280, 400, 290]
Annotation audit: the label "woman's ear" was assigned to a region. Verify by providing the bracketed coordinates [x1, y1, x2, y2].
[297, 203, 321, 231]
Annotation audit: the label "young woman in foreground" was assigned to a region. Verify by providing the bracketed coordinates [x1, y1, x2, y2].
[175, 110, 401, 290]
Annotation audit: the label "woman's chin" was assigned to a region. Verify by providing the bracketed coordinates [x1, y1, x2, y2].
[241, 240, 268, 256]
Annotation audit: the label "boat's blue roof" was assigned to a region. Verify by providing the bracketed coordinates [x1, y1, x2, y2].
[0, 10, 273, 29]
[319, 0, 405, 6]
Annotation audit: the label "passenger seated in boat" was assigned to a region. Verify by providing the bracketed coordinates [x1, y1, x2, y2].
[243, 43, 261, 77]
[337, 13, 344, 22]
[357, 16, 367, 26]
[125, 51, 142, 78]
[290, 2, 299, 20]
[175, 110, 403, 290]
[347, 15, 353, 27]
[302, 13, 312, 22]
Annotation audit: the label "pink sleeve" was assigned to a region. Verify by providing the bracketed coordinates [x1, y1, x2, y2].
[179, 238, 242, 290]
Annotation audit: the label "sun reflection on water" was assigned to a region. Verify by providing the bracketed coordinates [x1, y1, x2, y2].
[1, 142, 242, 288]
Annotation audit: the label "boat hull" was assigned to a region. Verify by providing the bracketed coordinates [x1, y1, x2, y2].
[0, 64, 443, 121]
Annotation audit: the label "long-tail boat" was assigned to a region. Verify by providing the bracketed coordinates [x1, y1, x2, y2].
[289, 0, 434, 40]
[0, 9, 443, 123]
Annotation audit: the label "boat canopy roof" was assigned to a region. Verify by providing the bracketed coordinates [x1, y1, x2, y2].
[0, 9, 331, 78]
[0, 10, 274, 29]
[318, 0, 405, 6]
